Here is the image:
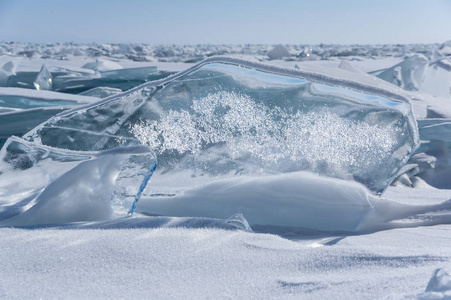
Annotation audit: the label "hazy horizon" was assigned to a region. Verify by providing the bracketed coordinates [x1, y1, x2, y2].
[0, 0, 450, 45]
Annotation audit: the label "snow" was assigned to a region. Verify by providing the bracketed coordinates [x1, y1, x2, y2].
[267, 44, 291, 60]
[0, 42, 450, 299]
[424, 268, 451, 298]
[0, 217, 450, 299]
[81, 58, 124, 72]
[137, 172, 373, 231]
[78, 86, 122, 98]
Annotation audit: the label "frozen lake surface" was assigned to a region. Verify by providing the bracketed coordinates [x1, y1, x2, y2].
[0, 42, 450, 299]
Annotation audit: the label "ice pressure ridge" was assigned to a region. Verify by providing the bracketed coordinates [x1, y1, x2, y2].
[0, 57, 419, 226]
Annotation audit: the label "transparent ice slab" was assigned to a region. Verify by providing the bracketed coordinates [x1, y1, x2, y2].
[412, 119, 451, 189]
[79, 86, 122, 98]
[418, 119, 451, 143]
[54, 70, 173, 94]
[19, 57, 419, 195]
[100, 66, 158, 80]
[0, 107, 66, 147]
[0, 92, 97, 147]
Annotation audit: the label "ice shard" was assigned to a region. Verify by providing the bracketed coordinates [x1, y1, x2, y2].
[0, 57, 419, 226]
[377, 54, 451, 99]
[33, 64, 52, 91]
[377, 54, 428, 91]
[53, 67, 171, 94]
[0, 88, 98, 147]
[100, 66, 158, 80]
[14, 57, 419, 196]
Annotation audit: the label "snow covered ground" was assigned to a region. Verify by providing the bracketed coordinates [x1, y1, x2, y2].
[1, 219, 450, 299]
[1, 42, 450, 299]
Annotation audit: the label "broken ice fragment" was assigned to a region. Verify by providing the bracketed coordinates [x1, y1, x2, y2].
[425, 268, 451, 294]
[418, 119, 451, 143]
[53, 67, 170, 94]
[0, 88, 98, 147]
[100, 66, 158, 80]
[412, 119, 451, 189]
[79, 86, 122, 98]
[0, 137, 156, 226]
[378, 54, 451, 99]
[33, 64, 52, 91]
[0, 57, 419, 227]
[20, 57, 419, 195]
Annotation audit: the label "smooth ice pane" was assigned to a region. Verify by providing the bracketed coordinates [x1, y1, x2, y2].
[20, 57, 419, 195]
[0, 90, 98, 147]
[54, 68, 171, 94]
[100, 66, 158, 80]
[0, 95, 81, 109]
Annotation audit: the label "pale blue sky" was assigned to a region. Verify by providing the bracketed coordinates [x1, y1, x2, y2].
[0, 0, 450, 44]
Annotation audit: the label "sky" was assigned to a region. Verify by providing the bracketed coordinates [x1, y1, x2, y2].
[0, 0, 450, 45]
